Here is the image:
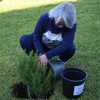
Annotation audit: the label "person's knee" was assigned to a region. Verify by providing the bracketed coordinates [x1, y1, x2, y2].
[71, 44, 76, 54]
[67, 44, 76, 57]
[19, 34, 35, 53]
[59, 44, 76, 62]
[19, 35, 26, 45]
[19, 35, 29, 50]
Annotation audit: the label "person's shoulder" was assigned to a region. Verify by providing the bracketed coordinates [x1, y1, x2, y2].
[40, 12, 49, 19]
[67, 23, 77, 30]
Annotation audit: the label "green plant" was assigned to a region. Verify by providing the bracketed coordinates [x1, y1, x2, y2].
[18, 51, 54, 98]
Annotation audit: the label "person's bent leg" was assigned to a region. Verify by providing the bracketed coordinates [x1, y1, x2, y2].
[19, 34, 36, 54]
[59, 44, 76, 62]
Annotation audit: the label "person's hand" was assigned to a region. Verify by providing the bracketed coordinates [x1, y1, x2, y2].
[38, 54, 49, 67]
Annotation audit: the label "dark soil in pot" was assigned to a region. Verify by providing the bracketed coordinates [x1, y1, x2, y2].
[11, 82, 54, 99]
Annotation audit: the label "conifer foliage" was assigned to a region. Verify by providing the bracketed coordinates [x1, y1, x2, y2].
[18, 51, 54, 98]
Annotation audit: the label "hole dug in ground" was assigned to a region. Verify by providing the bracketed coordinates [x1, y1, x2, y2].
[11, 82, 54, 99]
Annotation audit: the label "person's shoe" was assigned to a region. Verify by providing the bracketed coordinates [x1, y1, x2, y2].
[58, 58, 66, 65]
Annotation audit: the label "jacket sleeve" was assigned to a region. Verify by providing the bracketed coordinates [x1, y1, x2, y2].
[45, 23, 77, 59]
[33, 13, 47, 54]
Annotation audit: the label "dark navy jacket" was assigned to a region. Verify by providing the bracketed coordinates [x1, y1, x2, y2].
[33, 12, 77, 59]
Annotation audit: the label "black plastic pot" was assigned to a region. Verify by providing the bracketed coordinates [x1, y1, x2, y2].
[61, 68, 88, 99]
[49, 60, 66, 81]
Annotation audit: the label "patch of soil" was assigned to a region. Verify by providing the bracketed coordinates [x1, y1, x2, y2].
[11, 82, 54, 99]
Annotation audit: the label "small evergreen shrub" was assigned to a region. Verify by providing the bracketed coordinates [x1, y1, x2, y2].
[18, 51, 54, 98]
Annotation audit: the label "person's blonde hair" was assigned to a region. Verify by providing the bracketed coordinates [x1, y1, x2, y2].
[49, 2, 76, 28]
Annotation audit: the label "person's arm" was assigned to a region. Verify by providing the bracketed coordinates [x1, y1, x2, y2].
[33, 13, 47, 54]
[45, 23, 77, 59]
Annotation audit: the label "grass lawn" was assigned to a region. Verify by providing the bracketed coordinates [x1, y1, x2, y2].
[0, 0, 100, 100]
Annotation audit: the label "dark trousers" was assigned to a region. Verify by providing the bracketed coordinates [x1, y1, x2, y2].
[19, 34, 76, 62]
